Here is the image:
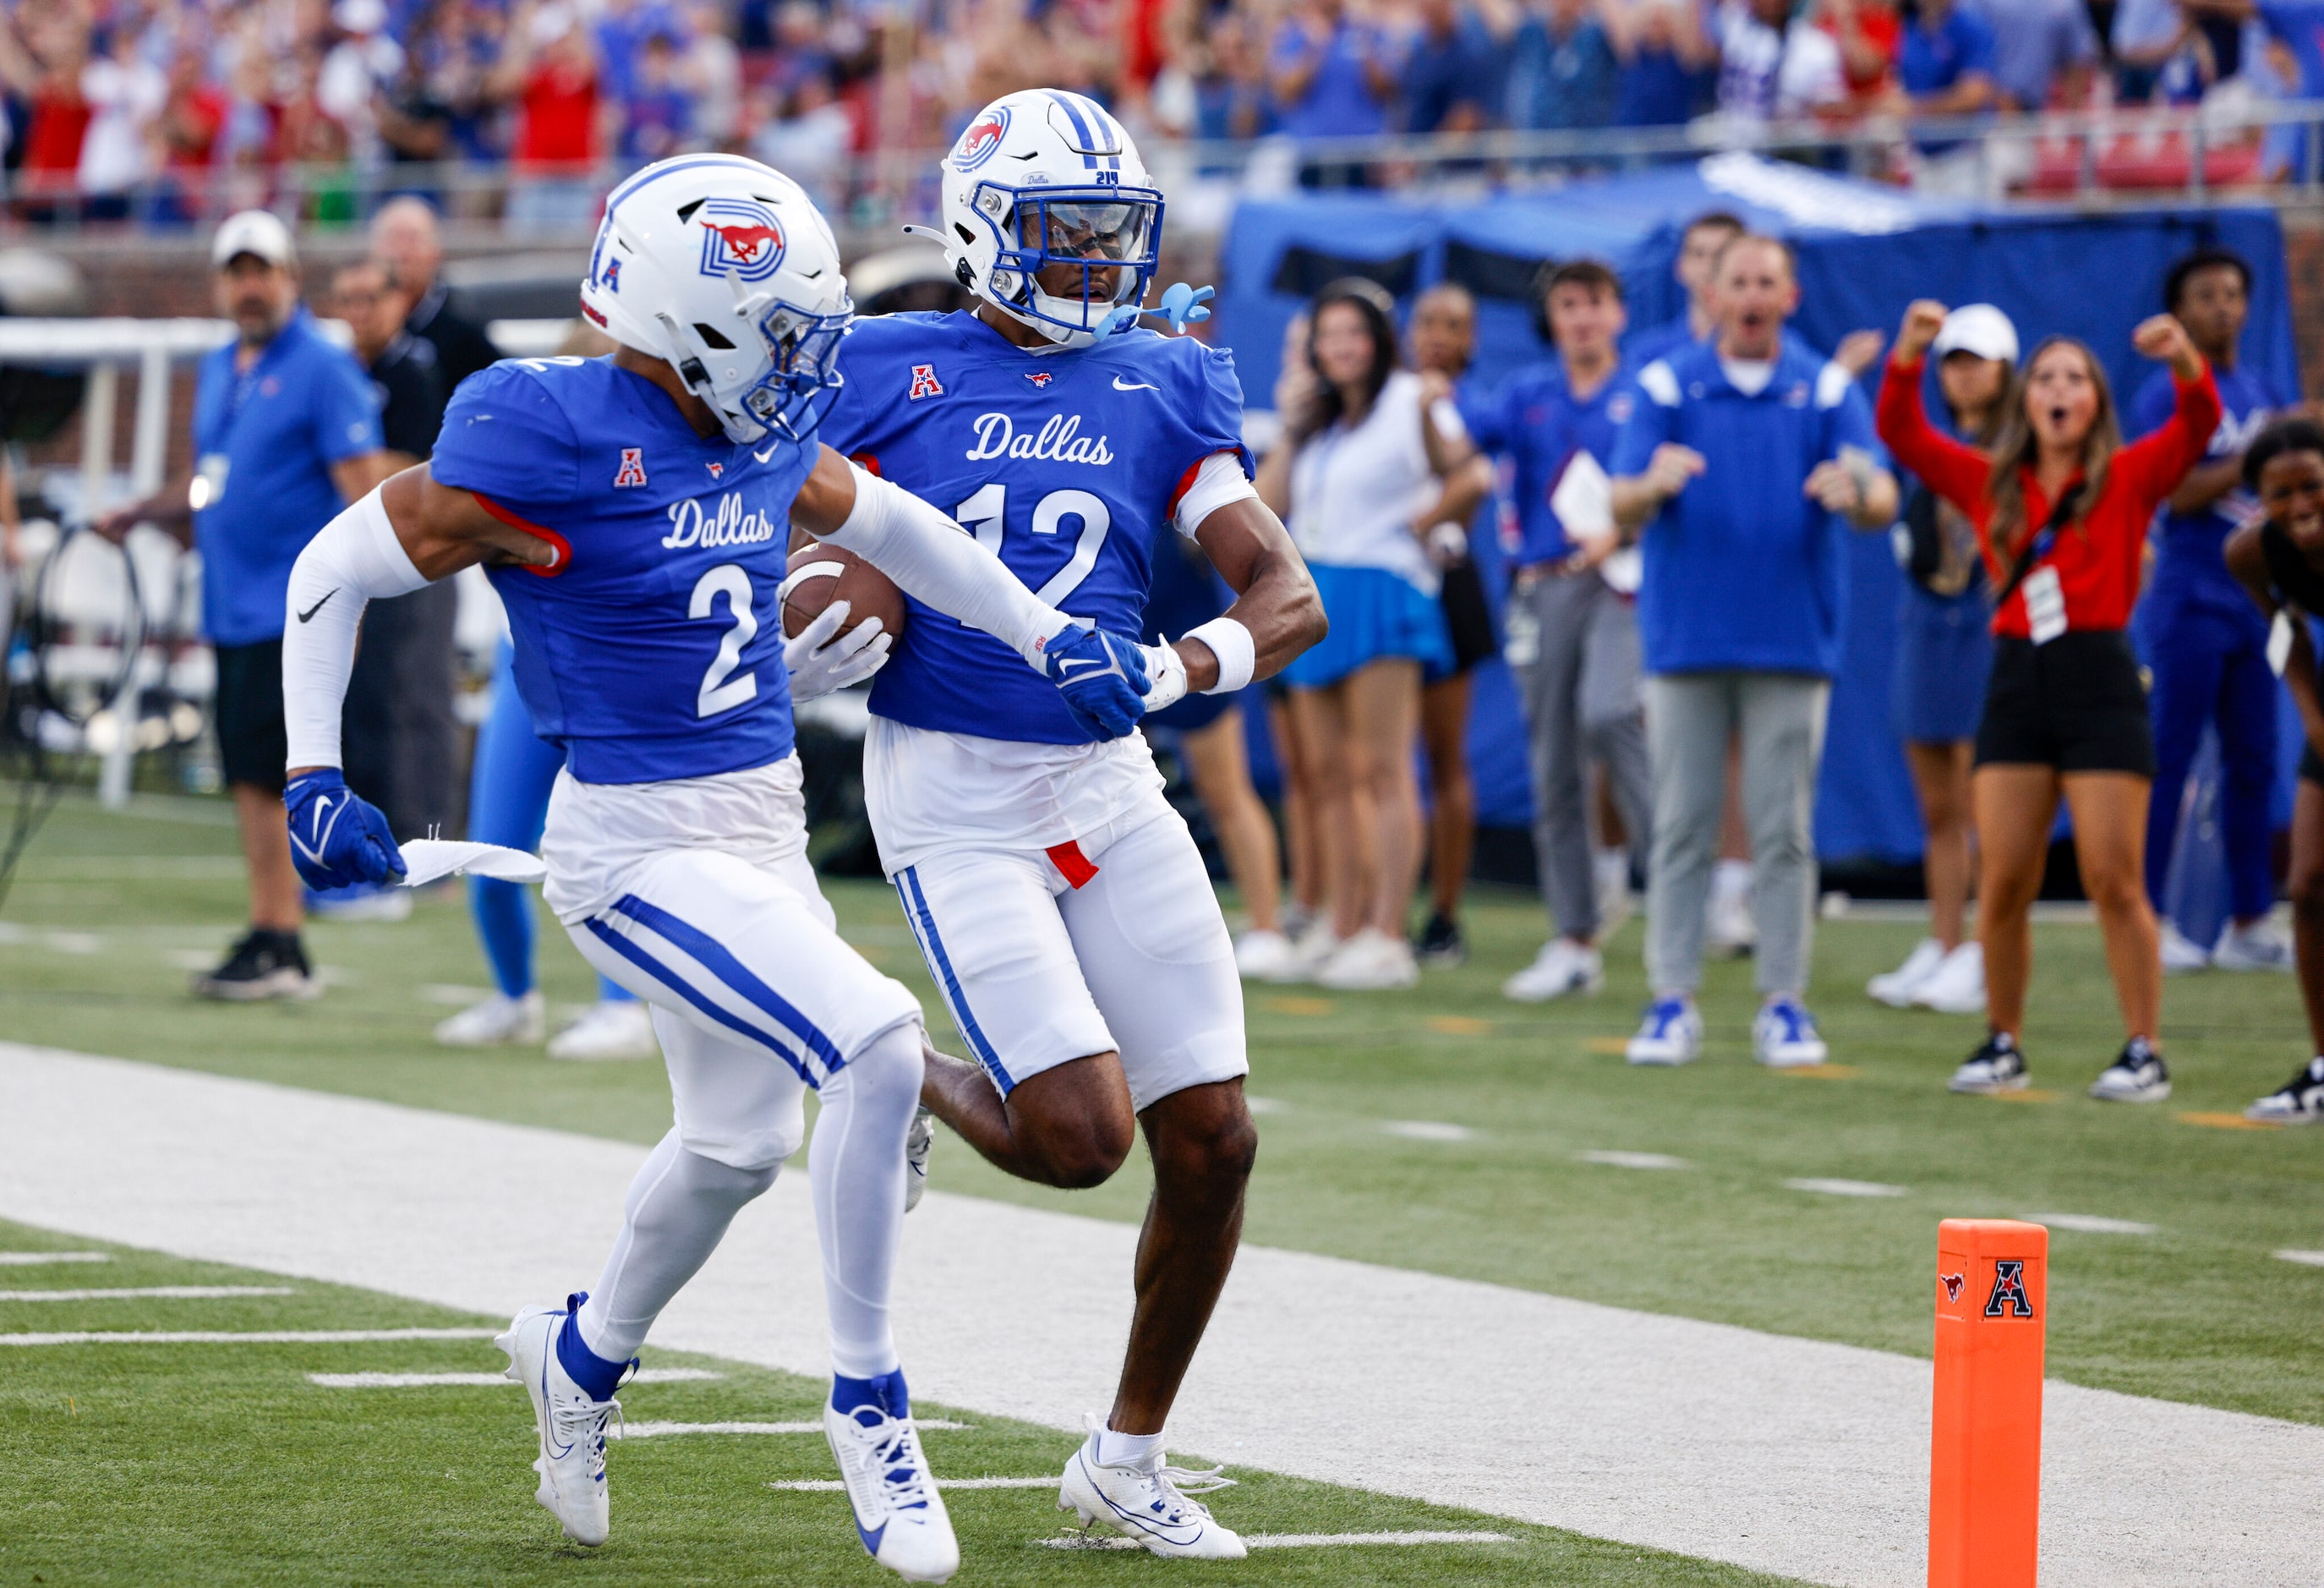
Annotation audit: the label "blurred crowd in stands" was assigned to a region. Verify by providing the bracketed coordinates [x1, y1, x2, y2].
[0, 0, 2319, 227]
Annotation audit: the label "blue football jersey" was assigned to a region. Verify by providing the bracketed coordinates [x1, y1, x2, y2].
[429, 355, 810, 784]
[819, 311, 1251, 745]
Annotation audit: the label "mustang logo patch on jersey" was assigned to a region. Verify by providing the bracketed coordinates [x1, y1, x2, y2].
[696, 198, 785, 284]
[909, 364, 944, 400]
[952, 106, 1010, 172]
[1024, 370, 1054, 389]
[614, 447, 648, 488]
[706, 462, 724, 479]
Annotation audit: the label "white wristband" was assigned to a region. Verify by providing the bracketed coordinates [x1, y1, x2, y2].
[1184, 616, 1255, 694]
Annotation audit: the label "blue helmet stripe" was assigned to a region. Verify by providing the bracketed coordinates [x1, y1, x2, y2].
[604, 154, 768, 214]
[1042, 89, 1101, 170]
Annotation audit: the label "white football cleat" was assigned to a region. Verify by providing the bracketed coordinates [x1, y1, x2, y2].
[1911, 941, 1986, 1015]
[823, 1382, 958, 1583]
[435, 989, 545, 1047]
[1501, 938, 1604, 1003]
[496, 1299, 625, 1547]
[905, 1105, 934, 1213]
[2213, 916, 2293, 972]
[1058, 1419, 1245, 1560]
[548, 999, 659, 1061]
[1867, 939, 1944, 1007]
[2159, 920, 2211, 973]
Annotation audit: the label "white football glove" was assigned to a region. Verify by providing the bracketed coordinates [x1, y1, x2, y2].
[784, 600, 892, 703]
[1140, 639, 1189, 714]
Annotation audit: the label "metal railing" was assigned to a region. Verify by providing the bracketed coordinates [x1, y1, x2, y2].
[0, 99, 2318, 245]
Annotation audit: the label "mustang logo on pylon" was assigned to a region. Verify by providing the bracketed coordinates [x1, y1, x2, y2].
[696, 198, 786, 283]
[1940, 1272, 1965, 1303]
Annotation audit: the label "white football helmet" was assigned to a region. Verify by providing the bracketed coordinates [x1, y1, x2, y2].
[579, 154, 852, 445]
[930, 90, 1163, 351]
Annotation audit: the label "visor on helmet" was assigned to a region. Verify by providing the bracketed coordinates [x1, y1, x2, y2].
[975, 180, 1164, 337]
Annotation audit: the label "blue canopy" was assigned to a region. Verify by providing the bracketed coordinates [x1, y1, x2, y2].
[1210, 156, 2299, 866]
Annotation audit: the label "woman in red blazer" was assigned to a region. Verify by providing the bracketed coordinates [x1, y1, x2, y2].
[1878, 302, 2219, 1104]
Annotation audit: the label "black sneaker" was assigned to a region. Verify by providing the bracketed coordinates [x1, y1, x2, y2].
[2246, 1056, 2324, 1124]
[1949, 1031, 2029, 1095]
[2089, 1036, 2170, 1103]
[191, 929, 318, 1002]
[1414, 912, 1466, 967]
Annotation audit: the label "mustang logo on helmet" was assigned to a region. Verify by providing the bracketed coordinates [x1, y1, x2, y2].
[697, 198, 786, 282]
[952, 107, 1011, 172]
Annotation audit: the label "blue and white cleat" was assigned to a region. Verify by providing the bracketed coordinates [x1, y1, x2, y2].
[1058, 1416, 1246, 1560]
[496, 1295, 627, 1547]
[823, 1370, 958, 1583]
[1626, 994, 1703, 1066]
[1753, 997, 1829, 1068]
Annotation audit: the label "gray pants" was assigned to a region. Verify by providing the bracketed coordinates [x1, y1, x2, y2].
[1643, 672, 1831, 998]
[1509, 572, 1652, 942]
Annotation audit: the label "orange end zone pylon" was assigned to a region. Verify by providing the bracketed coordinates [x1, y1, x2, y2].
[1928, 1218, 2048, 1588]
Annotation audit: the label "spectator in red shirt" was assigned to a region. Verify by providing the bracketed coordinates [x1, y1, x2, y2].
[1818, 0, 1900, 112]
[492, 0, 603, 230]
[1878, 299, 2219, 1106]
[0, 6, 90, 217]
[148, 45, 228, 226]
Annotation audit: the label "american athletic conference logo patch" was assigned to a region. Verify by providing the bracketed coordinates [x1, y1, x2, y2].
[696, 198, 785, 283]
[952, 106, 1009, 172]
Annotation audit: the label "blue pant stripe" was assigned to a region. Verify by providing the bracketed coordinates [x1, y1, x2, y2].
[582, 917, 815, 1084]
[895, 867, 1012, 1090]
[605, 893, 846, 1076]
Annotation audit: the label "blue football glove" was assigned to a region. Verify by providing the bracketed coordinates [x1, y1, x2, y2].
[285, 769, 406, 891]
[1039, 623, 1151, 741]
[1155, 282, 1214, 332]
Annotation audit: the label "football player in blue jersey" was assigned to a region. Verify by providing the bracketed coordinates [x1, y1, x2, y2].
[816, 89, 1326, 1559]
[268, 154, 1155, 1583]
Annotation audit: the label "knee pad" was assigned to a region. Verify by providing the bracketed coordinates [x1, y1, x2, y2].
[674, 1145, 781, 1206]
[832, 1019, 927, 1109]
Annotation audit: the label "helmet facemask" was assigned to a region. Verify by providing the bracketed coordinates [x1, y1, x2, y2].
[972, 181, 1163, 348]
[668, 277, 853, 446]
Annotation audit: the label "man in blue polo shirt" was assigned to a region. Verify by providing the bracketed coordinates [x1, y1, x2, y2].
[1469, 260, 1654, 1006]
[101, 210, 386, 1000]
[2133, 246, 2294, 974]
[1608, 233, 1897, 1068]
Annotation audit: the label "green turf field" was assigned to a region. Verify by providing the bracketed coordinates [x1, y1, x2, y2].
[0, 1216, 1798, 1585]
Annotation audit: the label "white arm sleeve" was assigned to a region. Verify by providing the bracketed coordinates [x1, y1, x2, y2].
[821, 463, 1075, 666]
[1173, 450, 1260, 540]
[281, 487, 429, 770]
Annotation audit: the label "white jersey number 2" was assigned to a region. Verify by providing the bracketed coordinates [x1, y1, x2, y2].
[689, 563, 760, 717]
[953, 484, 1111, 605]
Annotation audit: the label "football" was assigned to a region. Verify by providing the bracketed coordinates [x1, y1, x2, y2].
[781, 539, 907, 643]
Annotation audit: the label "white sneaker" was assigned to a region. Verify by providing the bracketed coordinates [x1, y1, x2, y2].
[1753, 997, 1828, 1067]
[1594, 849, 1634, 938]
[435, 989, 545, 1047]
[1058, 1417, 1245, 1560]
[1282, 920, 1341, 982]
[2159, 921, 2211, 973]
[1627, 995, 1703, 1065]
[1867, 939, 1945, 1007]
[1911, 941, 1987, 1015]
[824, 1378, 958, 1583]
[2213, 917, 2293, 972]
[1233, 928, 1299, 982]
[905, 1106, 933, 1213]
[1501, 938, 1604, 1002]
[1315, 927, 1419, 990]
[1706, 893, 1756, 958]
[496, 1299, 623, 1547]
[2089, 1038, 2171, 1103]
[548, 999, 659, 1061]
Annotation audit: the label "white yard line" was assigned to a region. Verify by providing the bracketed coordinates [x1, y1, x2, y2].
[770, 1475, 1052, 1491]
[1784, 1177, 1909, 1198]
[625, 1419, 971, 1438]
[1, 1042, 2319, 1588]
[0, 1285, 296, 1301]
[0, 1328, 499, 1346]
[1039, 1530, 1517, 1550]
[0, 1251, 112, 1265]
[308, 1368, 725, 1388]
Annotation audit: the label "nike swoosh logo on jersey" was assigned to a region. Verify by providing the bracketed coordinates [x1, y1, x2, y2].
[1112, 377, 1158, 392]
[297, 589, 338, 623]
[753, 444, 779, 463]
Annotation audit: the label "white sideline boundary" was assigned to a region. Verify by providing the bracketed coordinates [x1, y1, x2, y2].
[622, 1419, 971, 1438]
[0, 1327, 499, 1346]
[308, 1368, 725, 1388]
[0, 1251, 112, 1265]
[0, 1285, 296, 1301]
[2, 1043, 2320, 1588]
[1039, 1529, 1517, 1550]
[768, 1474, 1048, 1490]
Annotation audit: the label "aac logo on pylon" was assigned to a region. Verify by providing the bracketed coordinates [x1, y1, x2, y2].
[1983, 1259, 2035, 1318]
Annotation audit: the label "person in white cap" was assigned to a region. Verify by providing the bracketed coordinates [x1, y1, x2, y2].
[1867, 303, 2015, 1016]
[98, 210, 389, 999]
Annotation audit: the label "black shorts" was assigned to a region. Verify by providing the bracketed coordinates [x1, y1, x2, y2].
[1429, 558, 1498, 683]
[213, 638, 288, 792]
[1974, 630, 2155, 777]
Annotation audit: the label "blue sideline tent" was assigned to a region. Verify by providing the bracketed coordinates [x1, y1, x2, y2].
[1209, 155, 2301, 869]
